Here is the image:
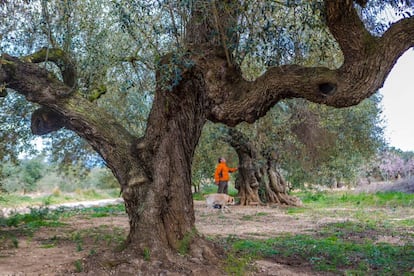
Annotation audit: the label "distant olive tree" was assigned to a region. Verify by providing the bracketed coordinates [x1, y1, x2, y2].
[1, 157, 45, 193]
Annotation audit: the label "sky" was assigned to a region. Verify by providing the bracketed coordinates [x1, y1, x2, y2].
[380, 48, 414, 152]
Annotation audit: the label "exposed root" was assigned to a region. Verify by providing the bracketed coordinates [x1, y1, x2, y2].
[69, 237, 226, 275]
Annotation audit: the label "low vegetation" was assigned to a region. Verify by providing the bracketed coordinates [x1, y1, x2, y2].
[227, 232, 413, 275]
[221, 191, 414, 275]
[1, 189, 413, 275]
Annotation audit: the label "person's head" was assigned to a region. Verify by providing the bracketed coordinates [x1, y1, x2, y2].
[218, 157, 226, 163]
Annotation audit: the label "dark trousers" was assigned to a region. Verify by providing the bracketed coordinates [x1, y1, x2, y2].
[217, 181, 228, 194]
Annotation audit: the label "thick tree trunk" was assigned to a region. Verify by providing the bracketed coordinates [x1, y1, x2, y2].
[227, 129, 262, 205]
[228, 129, 302, 207]
[264, 156, 302, 206]
[121, 63, 221, 263]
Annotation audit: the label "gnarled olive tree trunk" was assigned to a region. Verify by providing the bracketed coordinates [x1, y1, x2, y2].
[228, 129, 302, 206]
[122, 64, 211, 258]
[263, 153, 302, 206]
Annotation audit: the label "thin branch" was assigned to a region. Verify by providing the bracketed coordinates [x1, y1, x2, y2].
[167, 0, 181, 47]
[212, 0, 232, 67]
[41, 0, 57, 48]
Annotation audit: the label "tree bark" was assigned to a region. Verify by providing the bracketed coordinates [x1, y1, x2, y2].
[122, 61, 210, 258]
[225, 128, 262, 205]
[228, 129, 302, 206]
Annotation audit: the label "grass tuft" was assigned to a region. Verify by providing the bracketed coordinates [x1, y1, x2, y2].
[177, 228, 197, 255]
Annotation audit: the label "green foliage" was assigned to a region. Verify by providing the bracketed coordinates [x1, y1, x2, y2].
[0, 193, 35, 208]
[193, 122, 239, 188]
[1, 0, 154, 170]
[83, 205, 125, 218]
[191, 192, 204, 201]
[0, 156, 121, 195]
[0, 233, 20, 250]
[280, 95, 384, 187]
[201, 184, 219, 195]
[0, 0, 393, 198]
[192, 183, 238, 200]
[21, 158, 44, 187]
[85, 168, 119, 190]
[76, 242, 83, 252]
[194, 94, 385, 191]
[306, 94, 385, 185]
[1, 157, 46, 193]
[0, 94, 38, 168]
[255, 212, 268, 217]
[235, 1, 341, 68]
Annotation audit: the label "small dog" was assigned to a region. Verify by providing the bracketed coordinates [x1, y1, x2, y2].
[205, 193, 235, 213]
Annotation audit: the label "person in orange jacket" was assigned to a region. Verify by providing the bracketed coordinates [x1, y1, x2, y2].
[214, 157, 238, 194]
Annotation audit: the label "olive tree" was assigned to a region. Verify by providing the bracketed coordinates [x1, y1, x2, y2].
[1, 0, 413, 273]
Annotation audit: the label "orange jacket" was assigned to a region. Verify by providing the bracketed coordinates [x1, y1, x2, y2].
[214, 162, 237, 182]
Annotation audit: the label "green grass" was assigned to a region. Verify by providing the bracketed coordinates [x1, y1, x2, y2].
[72, 204, 125, 217]
[1, 189, 412, 275]
[11, 236, 19, 248]
[177, 228, 197, 255]
[74, 260, 83, 273]
[0, 207, 65, 229]
[290, 191, 414, 229]
[286, 207, 305, 214]
[40, 243, 56, 248]
[0, 204, 125, 234]
[240, 215, 253, 221]
[143, 247, 151, 261]
[398, 218, 414, 227]
[222, 190, 414, 275]
[227, 231, 413, 275]
[0, 194, 39, 207]
[70, 225, 126, 249]
[295, 190, 414, 208]
[255, 212, 268, 216]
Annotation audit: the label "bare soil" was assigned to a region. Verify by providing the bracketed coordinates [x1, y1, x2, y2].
[0, 195, 413, 275]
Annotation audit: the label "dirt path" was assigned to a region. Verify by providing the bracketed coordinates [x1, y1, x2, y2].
[0, 198, 125, 217]
[194, 201, 346, 240]
[0, 199, 412, 275]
